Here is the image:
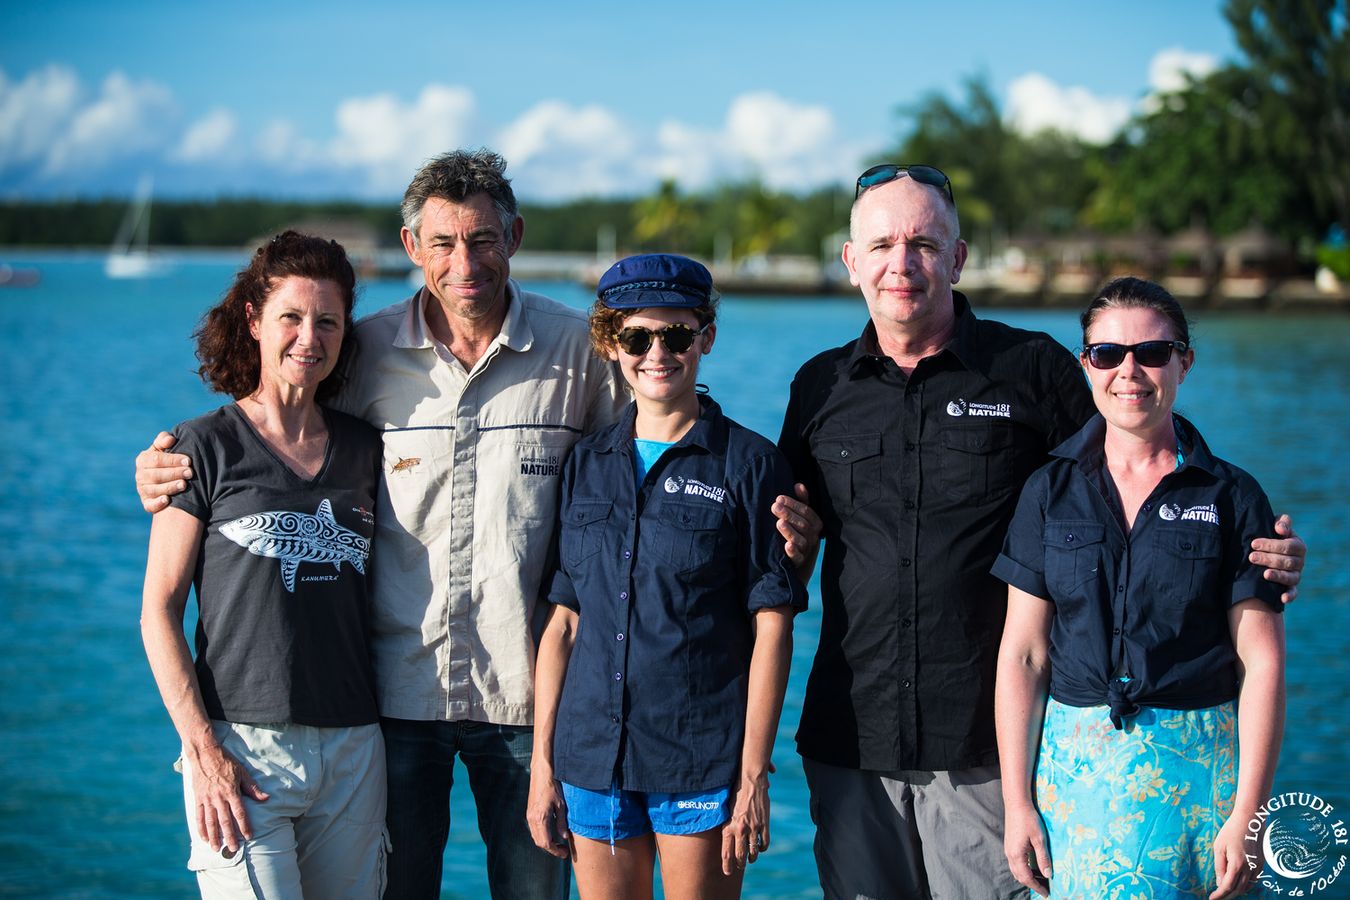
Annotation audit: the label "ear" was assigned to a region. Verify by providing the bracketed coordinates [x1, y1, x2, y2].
[842, 240, 861, 288]
[506, 216, 524, 257]
[246, 302, 261, 341]
[950, 238, 969, 284]
[400, 226, 422, 265]
[1178, 348, 1194, 383]
[700, 323, 717, 355]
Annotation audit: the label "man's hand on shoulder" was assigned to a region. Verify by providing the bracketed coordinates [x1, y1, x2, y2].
[773, 483, 821, 585]
[1250, 513, 1306, 604]
[136, 431, 193, 514]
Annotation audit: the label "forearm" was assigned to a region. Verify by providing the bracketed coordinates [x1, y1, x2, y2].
[995, 645, 1050, 809]
[741, 608, 794, 781]
[1231, 653, 1286, 823]
[141, 603, 219, 757]
[530, 607, 577, 775]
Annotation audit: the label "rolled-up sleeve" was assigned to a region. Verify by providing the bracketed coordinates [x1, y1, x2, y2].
[737, 450, 809, 615]
[1226, 483, 1286, 613]
[991, 470, 1051, 599]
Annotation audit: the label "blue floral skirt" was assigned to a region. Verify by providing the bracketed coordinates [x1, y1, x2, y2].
[1034, 697, 1241, 898]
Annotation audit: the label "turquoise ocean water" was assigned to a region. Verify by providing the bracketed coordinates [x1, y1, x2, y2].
[1, 253, 1347, 898]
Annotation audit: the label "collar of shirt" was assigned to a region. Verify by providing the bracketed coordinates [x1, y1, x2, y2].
[594, 393, 729, 457]
[392, 280, 535, 355]
[844, 291, 989, 378]
[1051, 412, 1222, 480]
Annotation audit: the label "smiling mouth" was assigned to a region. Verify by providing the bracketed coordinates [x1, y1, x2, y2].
[288, 353, 323, 366]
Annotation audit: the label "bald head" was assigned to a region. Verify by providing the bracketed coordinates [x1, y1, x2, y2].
[850, 175, 961, 245]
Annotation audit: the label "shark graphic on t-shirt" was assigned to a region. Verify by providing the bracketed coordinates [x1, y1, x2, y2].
[219, 498, 370, 592]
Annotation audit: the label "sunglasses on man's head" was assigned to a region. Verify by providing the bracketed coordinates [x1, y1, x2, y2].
[1082, 340, 1189, 369]
[615, 323, 708, 356]
[854, 164, 956, 205]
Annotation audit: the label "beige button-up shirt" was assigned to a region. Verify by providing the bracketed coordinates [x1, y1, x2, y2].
[336, 282, 623, 724]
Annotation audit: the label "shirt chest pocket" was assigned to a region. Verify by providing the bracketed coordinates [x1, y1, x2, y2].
[653, 501, 725, 577]
[1150, 526, 1223, 606]
[561, 500, 613, 568]
[1043, 521, 1107, 600]
[939, 425, 1016, 502]
[812, 432, 882, 517]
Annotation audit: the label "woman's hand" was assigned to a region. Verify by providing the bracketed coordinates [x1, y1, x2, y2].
[721, 766, 772, 875]
[1211, 814, 1258, 899]
[526, 766, 571, 859]
[1003, 802, 1052, 897]
[189, 741, 268, 854]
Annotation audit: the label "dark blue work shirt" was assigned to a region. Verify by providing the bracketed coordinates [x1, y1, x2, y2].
[992, 414, 1283, 727]
[546, 395, 807, 793]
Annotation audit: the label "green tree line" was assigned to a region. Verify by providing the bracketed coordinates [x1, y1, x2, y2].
[3, 0, 1344, 270]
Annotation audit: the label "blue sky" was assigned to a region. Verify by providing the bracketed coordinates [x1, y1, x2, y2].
[2, 0, 1239, 202]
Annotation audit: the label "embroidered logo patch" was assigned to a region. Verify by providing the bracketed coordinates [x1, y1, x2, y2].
[663, 475, 725, 503]
[946, 397, 1011, 418]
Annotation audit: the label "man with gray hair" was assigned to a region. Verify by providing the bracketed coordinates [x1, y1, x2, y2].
[138, 149, 624, 899]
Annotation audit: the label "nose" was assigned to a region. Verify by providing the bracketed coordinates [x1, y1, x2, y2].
[1116, 348, 1144, 375]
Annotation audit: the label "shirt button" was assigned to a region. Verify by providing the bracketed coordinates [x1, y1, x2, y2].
[616, 633, 624, 642]
[619, 591, 628, 601]
[904, 499, 915, 510]
[840, 449, 851, 459]
[1065, 534, 1075, 543]
[611, 715, 619, 724]
[1113, 627, 1121, 635]
[1143, 502, 1153, 512]
[623, 550, 631, 559]
[902, 617, 912, 628]
[902, 679, 912, 688]
[905, 442, 915, 452]
[613, 672, 622, 681]
[901, 558, 912, 567]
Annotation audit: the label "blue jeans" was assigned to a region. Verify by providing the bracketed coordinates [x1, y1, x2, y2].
[381, 717, 570, 900]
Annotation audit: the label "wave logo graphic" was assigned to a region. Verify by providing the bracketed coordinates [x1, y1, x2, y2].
[946, 399, 967, 416]
[1245, 791, 1348, 893]
[664, 476, 685, 494]
[220, 498, 370, 592]
[1158, 503, 1182, 521]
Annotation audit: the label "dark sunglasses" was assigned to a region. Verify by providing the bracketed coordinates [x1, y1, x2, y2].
[854, 164, 955, 205]
[1082, 340, 1189, 369]
[615, 323, 708, 355]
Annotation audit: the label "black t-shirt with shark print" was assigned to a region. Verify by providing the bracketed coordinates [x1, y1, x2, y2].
[170, 403, 381, 726]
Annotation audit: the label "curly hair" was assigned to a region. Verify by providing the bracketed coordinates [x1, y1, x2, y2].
[587, 298, 718, 359]
[193, 231, 358, 402]
[401, 148, 518, 245]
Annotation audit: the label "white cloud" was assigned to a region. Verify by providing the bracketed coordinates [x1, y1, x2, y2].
[329, 85, 476, 192]
[1148, 47, 1218, 95]
[645, 92, 860, 193]
[1005, 72, 1133, 144]
[44, 71, 176, 174]
[174, 108, 238, 162]
[0, 65, 82, 169]
[498, 101, 636, 199]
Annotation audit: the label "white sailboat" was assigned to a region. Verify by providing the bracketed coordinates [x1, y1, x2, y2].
[105, 175, 169, 279]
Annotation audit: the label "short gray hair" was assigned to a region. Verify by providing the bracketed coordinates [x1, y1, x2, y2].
[401, 148, 519, 245]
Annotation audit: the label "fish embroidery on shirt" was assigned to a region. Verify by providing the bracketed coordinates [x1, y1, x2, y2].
[220, 498, 370, 592]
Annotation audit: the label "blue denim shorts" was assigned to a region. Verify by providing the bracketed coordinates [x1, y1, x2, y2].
[561, 780, 731, 842]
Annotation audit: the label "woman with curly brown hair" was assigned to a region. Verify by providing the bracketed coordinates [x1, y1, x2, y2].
[141, 232, 386, 899]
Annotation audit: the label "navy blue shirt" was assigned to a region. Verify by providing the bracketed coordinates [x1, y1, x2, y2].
[992, 414, 1283, 727]
[546, 395, 808, 793]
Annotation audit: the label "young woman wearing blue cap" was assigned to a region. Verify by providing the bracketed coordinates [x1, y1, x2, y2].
[527, 254, 807, 898]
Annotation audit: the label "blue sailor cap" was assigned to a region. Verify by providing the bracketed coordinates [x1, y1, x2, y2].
[596, 253, 714, 309]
